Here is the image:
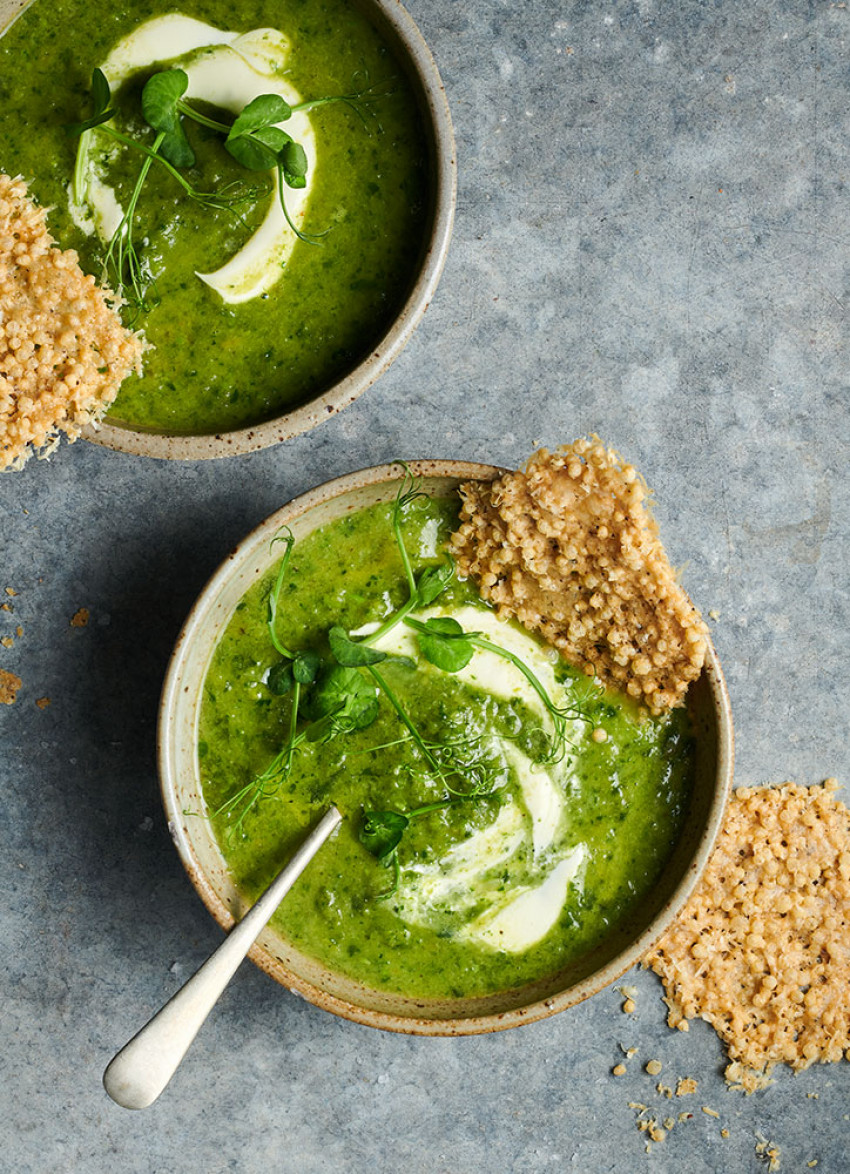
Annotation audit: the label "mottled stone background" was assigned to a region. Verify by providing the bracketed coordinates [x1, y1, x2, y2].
[2, 0, 848, 1170]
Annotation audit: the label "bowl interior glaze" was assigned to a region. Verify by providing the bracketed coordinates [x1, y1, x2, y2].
[158, 461, 734, 1036]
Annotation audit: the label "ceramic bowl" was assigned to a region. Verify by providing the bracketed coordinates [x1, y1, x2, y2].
[158, 460, 734, 1035]
[0, 0, 456, 461]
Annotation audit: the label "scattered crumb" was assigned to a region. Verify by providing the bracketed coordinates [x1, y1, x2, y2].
[701, 1107, 720, 1119]
[0, 668, 22, 704]
[725, 1061, 775, 1094]
[622, 998, 636, 1014]
[755, 1132, 782, 1171]
[591, 726, 608, 743]
[35, 696, 50, 709]
[708, 609, 720, 621]
[612, 1064, 627, 1076]
[1, 602, 10, 611]
[648, 1124, 666, 1143]
[662, 1117, 675, 1131]
[450, 438, 708, 714]
[721, 1128, 730, 1139]
[807, 1161, 818, 1168]
[0, 174, 144, 471]
[807, 1092, 819, 1100]
[620, 1044, 638, 1058]
[70, 607, 90, 628]
[677, 1112, 692, 1123]
[5, 587, 17, 596]
[645, 1060, 663, 1076]
[675, 1077, 698, 1096]
[15, 625, 22, 637]
[656, 1083, 673, 1099]
[628, 1102, 648, 1111]
[0, 636, 13, 648]
[644, 779, 850, 1083]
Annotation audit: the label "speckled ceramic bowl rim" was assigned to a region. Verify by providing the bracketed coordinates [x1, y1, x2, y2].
[0, 0, 456, 460]
[158, 460, 734, 1035]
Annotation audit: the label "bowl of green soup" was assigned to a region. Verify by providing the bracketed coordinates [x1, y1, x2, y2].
[0, 0, 454, 458]
[159, 461, 733, 1034]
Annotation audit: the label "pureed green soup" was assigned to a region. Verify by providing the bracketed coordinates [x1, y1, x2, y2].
[0, 0, 427, 433]
[198, 493, 695, 1000]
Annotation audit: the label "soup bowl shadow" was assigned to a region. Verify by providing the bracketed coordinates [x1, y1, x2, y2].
[0, 0, 455, 461]
[159, 461, 734, 1035]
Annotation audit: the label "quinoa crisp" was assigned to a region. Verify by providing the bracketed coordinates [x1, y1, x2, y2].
[450, 439, 707, 713]
[0, 174, 143, 471]
[644, 780, 850, 1085]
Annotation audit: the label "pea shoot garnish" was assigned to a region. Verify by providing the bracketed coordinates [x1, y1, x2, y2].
[68, 66, 386, 315]
[209, 467, 599, 892]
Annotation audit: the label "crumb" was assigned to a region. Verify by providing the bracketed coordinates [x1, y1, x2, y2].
[1, 602, 10, 611]
[5, 587, 17, 596]
[0, 174, 144, 471]
[677, 1112, 692, 1123]
[807, 1092, 819, 1100]
[662, 1117, 675, 1131]
[644, 779, 850, 1081]
[15, 625, 22, 637]
[0, 668, 22, 704]
[591, 726, 608, 743]
[620, 1044, 638, 1058]
[675, 1078, 697, 1096]
[35, 696, 50, 709]
[450, 438, 708, 714]
[648, 1124, 666, 1143]
[656, 1083, 673, 1099]
[721, 1128, 730, 1139]
[708, 609, 720, 621]
[755, 1132, 782, 1172]
[807, 1162, 818, 1168]
[645, 1060, 662, 1076]
[622, 998, 636, 1014]
[702, 1107, 719, 1119]
[612, 1064, 626, 1076]
[70, 607, 90, 628]
[0, 636, 13, 648]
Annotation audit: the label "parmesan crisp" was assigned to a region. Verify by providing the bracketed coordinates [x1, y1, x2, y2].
[0, 174, 143, 470]
[450, 438, 707, 713]
[645, 780, 850, 1085]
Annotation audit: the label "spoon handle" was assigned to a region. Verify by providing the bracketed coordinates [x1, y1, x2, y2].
[103, 805, 342, 1110]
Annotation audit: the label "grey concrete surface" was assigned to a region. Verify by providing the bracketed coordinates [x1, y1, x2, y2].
[2, 0, 849, 1170]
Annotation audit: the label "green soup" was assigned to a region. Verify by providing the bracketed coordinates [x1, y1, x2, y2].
[198, 495, 695, 999]
[0, 0, 428, 433]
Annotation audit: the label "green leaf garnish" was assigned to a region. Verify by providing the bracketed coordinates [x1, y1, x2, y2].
[308, 665, 379, 731]
[228, 93, 293, 137]
[406, 616, 475, 673]
[328, 625, 387, 667]
[141, 69, 195, 167]
[359, 810, 409, 860]
[292, 650, 321, 684]
[415, 557, 455, 606]
[267, 660, 294, 696]
[66, 67, 114, 134]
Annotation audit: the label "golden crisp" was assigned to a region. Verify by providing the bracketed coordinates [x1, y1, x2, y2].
[450, 438, 707, 713]
[70, 607, 90, 628]
[644, 780, 850, 1084]
[0, 668, 22, 704]
[0, 174, 143, 471]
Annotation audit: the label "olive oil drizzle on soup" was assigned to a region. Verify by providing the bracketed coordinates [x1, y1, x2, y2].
[0, 0, 428, 433]
[198, 497, 695, 1000]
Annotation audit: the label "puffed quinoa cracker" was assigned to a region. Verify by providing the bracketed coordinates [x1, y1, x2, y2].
[0, 174, 143, 471]
[644, 780, 850, 1085]
[450, 439, 707, 714]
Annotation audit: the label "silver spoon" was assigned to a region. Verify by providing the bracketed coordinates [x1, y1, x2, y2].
[103, 805, 342, 1110]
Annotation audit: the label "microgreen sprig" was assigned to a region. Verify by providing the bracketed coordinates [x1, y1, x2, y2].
[69, 63, 384, 310]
